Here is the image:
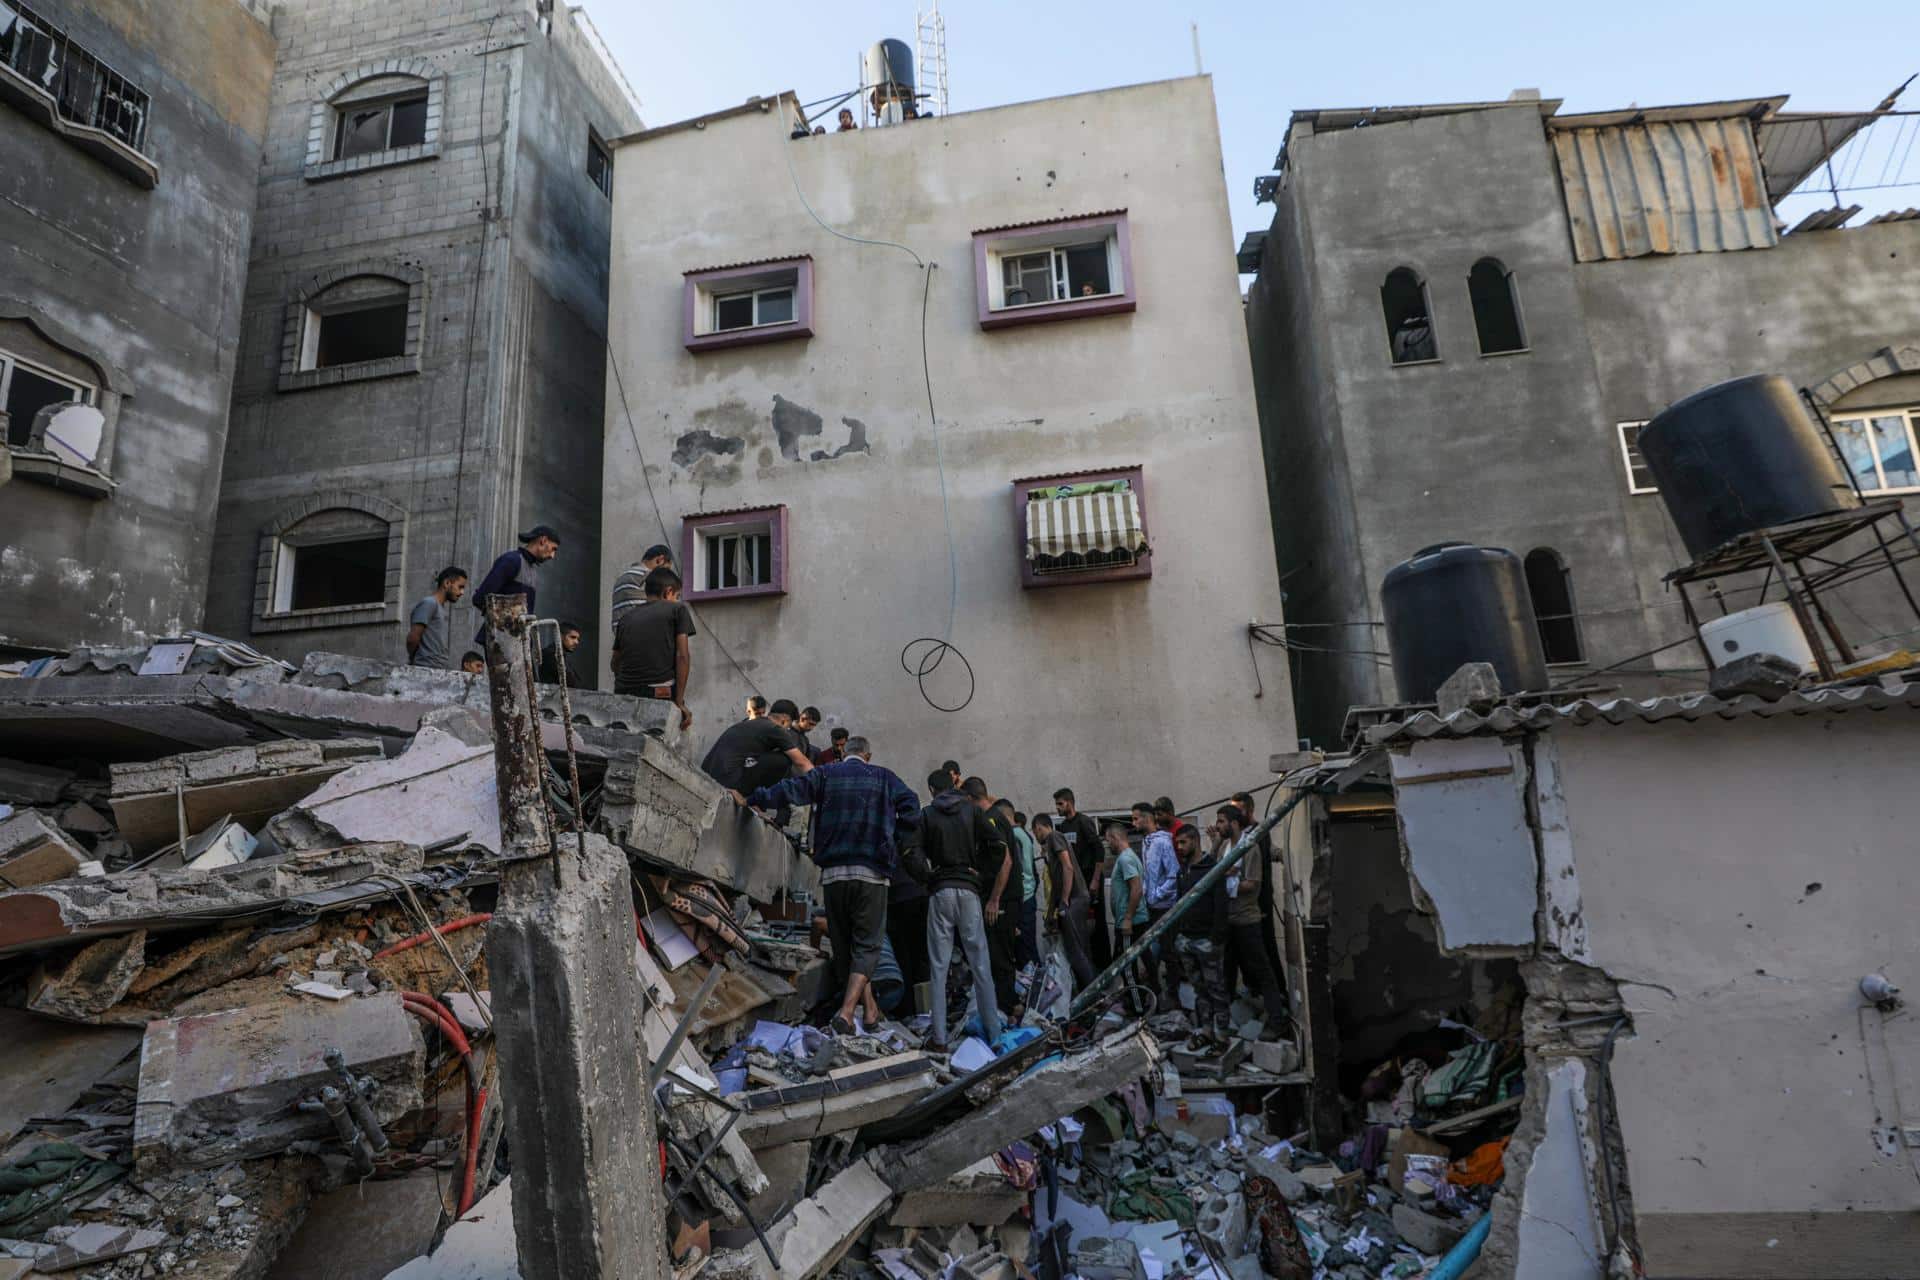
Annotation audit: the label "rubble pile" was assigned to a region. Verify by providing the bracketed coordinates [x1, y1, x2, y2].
[0, 641, 1521, 1279]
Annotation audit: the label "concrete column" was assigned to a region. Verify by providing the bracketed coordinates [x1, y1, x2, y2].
[484, 597, 666, 1280]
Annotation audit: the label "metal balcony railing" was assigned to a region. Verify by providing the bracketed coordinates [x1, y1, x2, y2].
[0, 1, 151, 154]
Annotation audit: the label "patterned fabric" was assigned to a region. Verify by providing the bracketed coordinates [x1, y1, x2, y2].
[652, 875, 748, 962]
[748, 758, 921, 877]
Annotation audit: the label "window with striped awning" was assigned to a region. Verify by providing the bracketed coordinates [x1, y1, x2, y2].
[1024, 488, 1149, 564]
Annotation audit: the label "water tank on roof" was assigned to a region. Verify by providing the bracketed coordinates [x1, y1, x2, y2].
[864, 38, 916, 124]
[1637, 374, 1861, 561]
[1380, 542, 1549, 705]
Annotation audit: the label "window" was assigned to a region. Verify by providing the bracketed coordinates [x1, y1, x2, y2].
[1525, 548, 1584, 665]
[1468, 258, 1526, 355]
[588, 130, 613, 199]
[1014, 466, 1151, 589]
[681, 506, 788, 600]
[1382, 268, 1436, 364]
[973, 212, 1136, 330]
[254, 492, 407, 633]
[683, 260, 813, 354]
[712, 285, 794, 332]
[1829, 406, 1920, 495]
[277, 536, 388, 611]
[1616, 423, 1657, 494]
[333, 92, 428, 160]
[280, 262, 427, 391]
[304, 62, 443, 181]
[2, 349, 93, 450]
[0, 2, 153, 181]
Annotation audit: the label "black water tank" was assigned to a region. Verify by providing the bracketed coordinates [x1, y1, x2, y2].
[1381, 543, 1549, 705]
[1637, 374, 1860, 561]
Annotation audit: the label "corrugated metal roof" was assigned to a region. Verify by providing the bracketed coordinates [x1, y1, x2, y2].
[1754, 113, 1877, 202]
[682, 255, 811, 276]
[972, 209, 1127, 236]
[1363, 679, 1920, 745]
[1550, 113, 1778, 261]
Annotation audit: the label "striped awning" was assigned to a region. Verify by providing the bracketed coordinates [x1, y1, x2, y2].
[1025, 490, 1148, 560]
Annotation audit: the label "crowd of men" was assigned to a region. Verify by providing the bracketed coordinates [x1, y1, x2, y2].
[404, 532, 1287, 1050]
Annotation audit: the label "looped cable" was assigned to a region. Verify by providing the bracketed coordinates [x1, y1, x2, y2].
[900, 637, 975, 713]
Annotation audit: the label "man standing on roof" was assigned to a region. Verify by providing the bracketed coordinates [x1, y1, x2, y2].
[471, 525, 558, 643]
[748, 736, 918, 1036]
[610, 543, 674, 633]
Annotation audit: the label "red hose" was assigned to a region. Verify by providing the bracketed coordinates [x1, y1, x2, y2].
[400, 991, 483, 1214]
[373, 913, 492, 960]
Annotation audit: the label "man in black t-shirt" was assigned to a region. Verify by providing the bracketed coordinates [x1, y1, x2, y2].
[703, 698, 813, 799]
[611, 568, 696, 729]
[1052, 787, 1108, 970]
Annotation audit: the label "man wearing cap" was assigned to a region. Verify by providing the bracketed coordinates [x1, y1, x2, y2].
[472, 526, 558, 645]
[610, 543, 675, 633]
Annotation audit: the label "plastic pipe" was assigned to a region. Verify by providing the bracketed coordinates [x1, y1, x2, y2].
[1429, 1212, 1492, 1280]
[373, 913, 492, 960]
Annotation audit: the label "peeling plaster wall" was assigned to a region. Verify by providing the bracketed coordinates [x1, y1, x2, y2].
[0, 0, 275, 652]
[602, 77, 1294, 807]
[1547, 714, 1920, 1278]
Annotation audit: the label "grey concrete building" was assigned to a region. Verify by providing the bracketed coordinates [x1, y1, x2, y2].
[0, 0, 277, 656]
[1243, 91, 1920, 744]
[202, 0, 640, 670]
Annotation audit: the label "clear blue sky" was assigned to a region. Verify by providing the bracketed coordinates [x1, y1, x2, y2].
[587, 1, 1918, 264]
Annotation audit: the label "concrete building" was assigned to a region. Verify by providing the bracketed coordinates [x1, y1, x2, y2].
[1242, 91, 1920, 744]
[1275, 683, 1920, 1277]
[0, 0, 277, 656]
[600, 77, 1294, 808]
[201, 0, 640, 670]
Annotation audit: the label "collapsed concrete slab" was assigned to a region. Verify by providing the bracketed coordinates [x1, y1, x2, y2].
[133, 990, 424, 1168]
[383, 1176, 519, 1280]
[0, 809, 87, 888]
[0, 1008, 142, 1145]
[267, 719, 501, 856]
[0, 842, 426, 956]
[598, 736, 804, 901]
[888, 1158, 1025, 1228]
[0, 757, 74, 804]
[874, 1026, 1163, 1193]
[712, 1157, 894, 1280]
[109, 738, 385, 852]
[736, 1053, 937, 1147]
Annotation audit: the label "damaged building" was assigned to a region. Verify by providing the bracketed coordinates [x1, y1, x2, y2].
[598, 75, 1294, 803]
[1241, 88, 1920, 743]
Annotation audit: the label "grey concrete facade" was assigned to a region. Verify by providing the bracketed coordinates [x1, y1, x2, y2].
[1245, 96, 1920, 744]
[0, 0, 277, 655]
[202, 0, 639, 671]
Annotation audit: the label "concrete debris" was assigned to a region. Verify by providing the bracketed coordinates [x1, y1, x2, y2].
[382, 1177, 519, 1280]
[109, 738, 384, 853]
[0, 1009, 141, 1147]
[736, 1054, 937, 1146]
[0, 812, 86, 891]
[0, 759, 75, 806]
[28, 1223, 167, 1271]
[267, 720, 502, 858]
[26, 931, 146, 1023]
[134, 992, 424, 1168]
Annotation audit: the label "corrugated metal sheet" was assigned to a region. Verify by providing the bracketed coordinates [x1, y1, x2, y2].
[1550, 116, 1778, 262]
[1362, 678, 1920, 745]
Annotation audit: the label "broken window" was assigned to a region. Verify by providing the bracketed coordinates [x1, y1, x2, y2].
[1381, 268, 1436, 364]
[0, 2, 152, 153]
[1018, 469, 1151, 587]
[712, 286, 794, 332]
[683, 506, 787, 599]
[1616, 423, 1657, 494]
[588, 130, 613, 199]
[332, 92, 428, 160]
[270, 507, 392, 613]
[1829, 406, 1920, 494]
[1525, 548, 1584, 665]
[314, 302, 409, 368]
[1467, 258, 1525, 355]
[1, 348, 94, 450]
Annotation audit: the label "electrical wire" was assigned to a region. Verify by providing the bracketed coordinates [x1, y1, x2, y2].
[779, 106, 972, 712]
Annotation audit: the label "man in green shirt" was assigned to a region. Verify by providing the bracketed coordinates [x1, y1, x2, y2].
[1009, 808, 1040, 971]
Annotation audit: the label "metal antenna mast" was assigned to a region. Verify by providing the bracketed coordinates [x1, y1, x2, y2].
[916, 0, 948, 116]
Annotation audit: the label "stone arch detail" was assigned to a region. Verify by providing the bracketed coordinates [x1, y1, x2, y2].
[263, 489, 407, 539]
[319, 58, 438, 103]
[291, 259, 427, 305]
[1806, 344, 1920, 408]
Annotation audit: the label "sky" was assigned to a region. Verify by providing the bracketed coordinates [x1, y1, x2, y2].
[585, 0, 1919, 268]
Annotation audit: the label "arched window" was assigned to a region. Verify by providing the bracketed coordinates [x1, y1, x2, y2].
[253, 490, 407, 632]
[1381, 268, 1436, 364]
[304, 60, 444, 180]
[1525, 548, 1583, 665]
[279, 260, 427, 391]
[1468, 258, 1526, 355]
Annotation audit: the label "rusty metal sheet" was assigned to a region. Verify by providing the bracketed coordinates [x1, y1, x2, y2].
[1551, 116, 1777, 262]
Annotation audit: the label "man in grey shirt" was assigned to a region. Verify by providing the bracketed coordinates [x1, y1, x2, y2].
[406, 566, 468, 669]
